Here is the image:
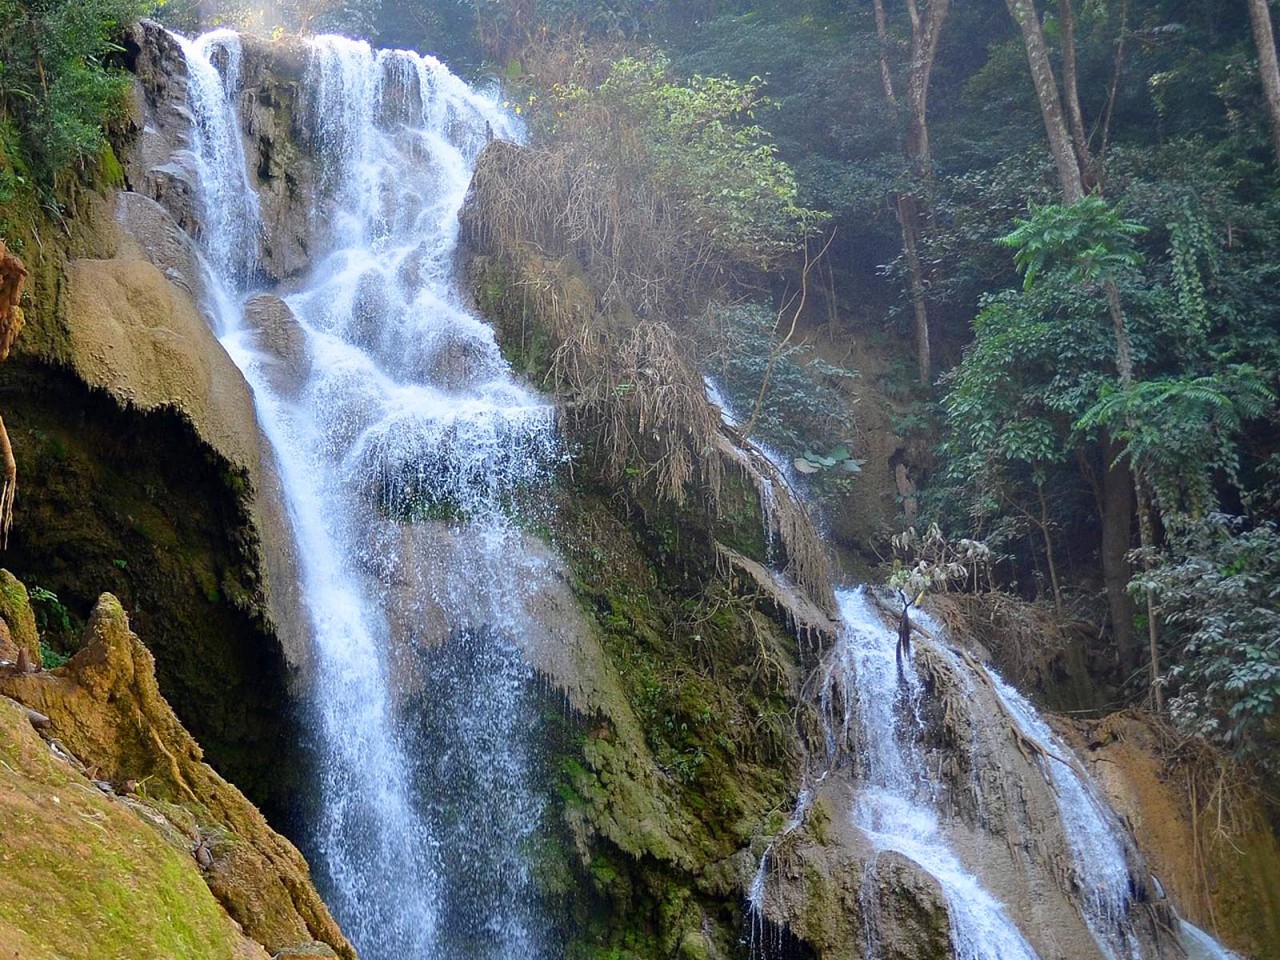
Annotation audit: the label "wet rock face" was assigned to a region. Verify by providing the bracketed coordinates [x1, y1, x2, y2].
[120, 22, 317, 286]
[123, 21, 200, 235]
[235, 35, 316, 283]
[244, 293, 311, 396]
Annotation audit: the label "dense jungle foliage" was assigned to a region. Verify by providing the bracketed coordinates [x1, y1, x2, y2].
[2, 0, 1279, 780]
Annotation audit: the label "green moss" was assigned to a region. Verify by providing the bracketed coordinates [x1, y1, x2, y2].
[0, 700, 247, 959]
[97, 141, 125, 188]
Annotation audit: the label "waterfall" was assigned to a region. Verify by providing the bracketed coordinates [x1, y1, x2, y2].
[827, 590, 1042, 960]
[975, 656, 1141, 960]
[174, 30, 558, 960]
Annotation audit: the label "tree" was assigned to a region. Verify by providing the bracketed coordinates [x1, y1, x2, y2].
[1003, 0, 1085, 201]
[872, 0, 951, 385]
[1247, 0, 1280, 164]
[1134, 514, 1280, 772]
[0, 0, 146, 189]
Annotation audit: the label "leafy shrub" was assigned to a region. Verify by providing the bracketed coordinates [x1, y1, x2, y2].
[1134, 514, 1280, 771]
[0, 0, 147, 191]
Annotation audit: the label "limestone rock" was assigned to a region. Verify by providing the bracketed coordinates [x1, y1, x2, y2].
[115, 190, 206, 300]
[237, 33, 316, 283]
[1080, 711, 1280, 959]
[0, 695, 273, 960]
[0, 570, 40, 668]
[243, 293, 311, 396]
[61, 257, 260, 476]
[120, 21, 203, 235]
[0, 238, 28, 359]
[0, 593, 355, 960]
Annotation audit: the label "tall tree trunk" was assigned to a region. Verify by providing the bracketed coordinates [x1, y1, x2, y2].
[1100, 437, 1138, 671]
[873, 0, 899, 105]
[1248, 0, 1280, 163]
[1004, 0, 1086, 201]
[898, 194, 932, 384]
[1105, 276, 1164, 706]
[874, 0, 950, 385]
[1058, 0, 1093, 182]
[905, 0, 950, 174]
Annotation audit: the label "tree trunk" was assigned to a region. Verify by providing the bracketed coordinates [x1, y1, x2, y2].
[873, 0, 898, 105]
[905, 0, 950, 174]
[898, 194, 932, 385]
[1004, 0, 1086, 201]
[1248, 0, 1280, 164]
[1058, 0, 1094, 182]
[1100, 437, 1138, 671]
[1134, 476, 1164, 710]
[875, 0, 950, 385]
[1037, 482, 1064, 615]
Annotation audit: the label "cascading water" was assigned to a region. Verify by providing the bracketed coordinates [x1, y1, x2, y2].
[167, 23, 1253, 960]
[175, 30, 559, 959]
[825, 589, 1042, 960]
[976, 657, 1141, 960]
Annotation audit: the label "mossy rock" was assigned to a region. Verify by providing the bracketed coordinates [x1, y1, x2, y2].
[0, 697, 266, 959]
[0, 569, 40, 666]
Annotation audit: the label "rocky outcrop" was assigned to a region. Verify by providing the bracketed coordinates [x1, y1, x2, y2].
[234, 35, 316, 283]
[0, 695, 270, 959]
[1080, 711, 1280, 959]
[0, 585, 355, 960]
[243, 293, 311, 396]
[0, 238, 27, 358]
[61, 257, 260, 474]
[0, 570, 40, 667]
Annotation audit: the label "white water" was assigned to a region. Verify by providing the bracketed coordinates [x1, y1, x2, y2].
[1181, 919, 1245, 960]
[827, 589, 1042, 960]
[979, 660, 1140, 959]
[175, 31, 557, 960]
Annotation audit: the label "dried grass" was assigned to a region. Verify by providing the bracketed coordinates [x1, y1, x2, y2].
[465, 137, 836, 614]
[929, 591, 1079, 691]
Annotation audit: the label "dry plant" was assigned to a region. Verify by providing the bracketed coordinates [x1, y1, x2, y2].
[930, 591, 1079, 693]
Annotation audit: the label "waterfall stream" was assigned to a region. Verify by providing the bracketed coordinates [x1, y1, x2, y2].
[176, 30, 557, 959]
[826, 590, 1042, 960]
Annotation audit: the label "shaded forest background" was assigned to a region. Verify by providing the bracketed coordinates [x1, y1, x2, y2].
[2, 0, 1278, 787]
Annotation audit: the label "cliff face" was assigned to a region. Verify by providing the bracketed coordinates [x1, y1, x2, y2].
[0, 19, 305, 814]
[0, 575, 353, 959]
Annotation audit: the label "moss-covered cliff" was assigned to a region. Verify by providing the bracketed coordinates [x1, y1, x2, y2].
[0, 574, 352, 959]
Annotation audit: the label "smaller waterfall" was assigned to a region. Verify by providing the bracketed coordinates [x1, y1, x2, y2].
[1181, 920, 1245, 960]
[979, 660, 1140, 960]
[828, 589, 1042, 960]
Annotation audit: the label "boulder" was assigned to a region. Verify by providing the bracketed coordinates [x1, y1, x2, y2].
[0, 570, 40, 668]
[243, 293, 311, 397]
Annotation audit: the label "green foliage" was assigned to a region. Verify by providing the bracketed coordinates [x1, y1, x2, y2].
[1078, 370, 1275, 515]
[1134, 514, 1280, 771]
[28, 584, 71, 637]
[1003, 197, 1147, 291]
[553, 55, 825, 270]
[0, 0, 147, 192]
[27, 584, 78, 663]
[701, 300, 855, 457]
